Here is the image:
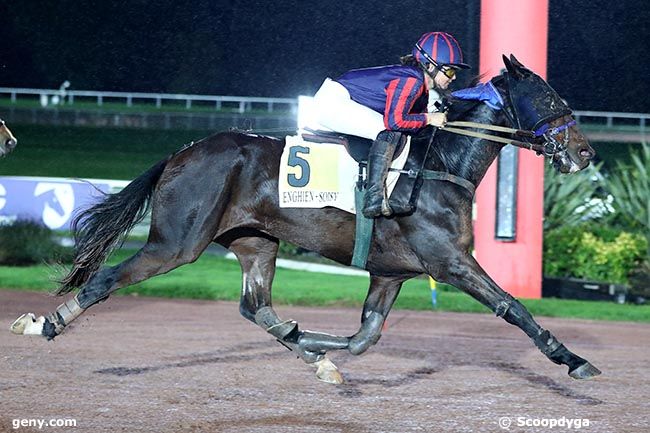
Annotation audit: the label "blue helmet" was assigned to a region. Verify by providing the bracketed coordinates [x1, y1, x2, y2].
[412, 32, 470, 69]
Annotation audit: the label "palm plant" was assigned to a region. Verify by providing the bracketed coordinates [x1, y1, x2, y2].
[600, 142, 650, 256]
[543, 161, 607, 231]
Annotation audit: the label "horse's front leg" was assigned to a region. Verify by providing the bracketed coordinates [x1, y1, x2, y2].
[285, 275, 406, 377]
[230, 235, 349, 384]
[433, 252, 601, 379]
[348, 275, 406, 355]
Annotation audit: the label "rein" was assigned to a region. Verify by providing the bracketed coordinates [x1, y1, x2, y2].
[442, 118, 576, 156]
[443, 120, 547, 153]
[398, 114, 576, 197]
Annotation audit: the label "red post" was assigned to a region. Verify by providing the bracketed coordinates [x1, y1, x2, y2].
[474, 0, 549, 298]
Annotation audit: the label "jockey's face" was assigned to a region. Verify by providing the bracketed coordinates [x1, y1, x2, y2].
[424, 64, 456, 90]
[433, 68, 455, 90]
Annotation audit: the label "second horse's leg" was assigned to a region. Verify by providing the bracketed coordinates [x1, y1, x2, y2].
[230, 235, 349, 383]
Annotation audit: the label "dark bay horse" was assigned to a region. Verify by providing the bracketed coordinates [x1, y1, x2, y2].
[0, 119, 18, 156]
[12, 56, 601, 383]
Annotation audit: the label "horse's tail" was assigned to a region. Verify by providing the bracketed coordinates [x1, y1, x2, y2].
[55, 158, 169, 295]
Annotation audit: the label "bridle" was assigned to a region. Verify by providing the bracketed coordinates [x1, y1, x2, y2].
[390, 75, 579, 197]
[443, 117, 576, 157]
[443, 76, 577, 159]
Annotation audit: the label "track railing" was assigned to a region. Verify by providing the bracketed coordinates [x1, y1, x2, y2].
[0, 87, 297, 114]
[1, 87, 648, 135]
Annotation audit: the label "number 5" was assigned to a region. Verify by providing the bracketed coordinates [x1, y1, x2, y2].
[287, 146, 310, 187]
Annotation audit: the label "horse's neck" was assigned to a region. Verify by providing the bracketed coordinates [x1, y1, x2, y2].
[430, 104, 505, 186]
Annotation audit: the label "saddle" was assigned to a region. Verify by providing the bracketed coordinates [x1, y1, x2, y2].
[301, 129, 408, 164]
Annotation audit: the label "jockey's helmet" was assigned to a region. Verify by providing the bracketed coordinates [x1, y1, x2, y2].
[412, 32, 470, 69]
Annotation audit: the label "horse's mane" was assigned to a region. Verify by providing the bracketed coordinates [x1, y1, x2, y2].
[418, 73, 507, 180]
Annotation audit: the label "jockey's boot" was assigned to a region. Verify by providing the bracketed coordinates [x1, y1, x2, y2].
[363, 130, 412, 218]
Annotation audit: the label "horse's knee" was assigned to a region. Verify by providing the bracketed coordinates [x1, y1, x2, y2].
[348, 311, 384, 355]
[495, 295, 537, 331]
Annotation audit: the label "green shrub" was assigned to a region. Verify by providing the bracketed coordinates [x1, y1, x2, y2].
[544, 224, 647, 285]
[0, 220, 73, 266]
[278, 240, 301, 257]
[629, 261, 650, 297]
[543, 162, 607, 231]
[598, 142, 650, 255]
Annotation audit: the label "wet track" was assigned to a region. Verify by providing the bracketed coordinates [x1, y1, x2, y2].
[1, 290, 649, 432]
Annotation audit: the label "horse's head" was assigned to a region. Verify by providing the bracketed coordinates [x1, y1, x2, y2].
[501, 55, 595, 173]
[0, 119, 18, 157]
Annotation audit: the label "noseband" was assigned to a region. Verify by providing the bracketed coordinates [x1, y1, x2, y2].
[534, 119, 577, 157]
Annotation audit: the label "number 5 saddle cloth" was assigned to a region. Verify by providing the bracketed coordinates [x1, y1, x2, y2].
[278, 134, 410, 214]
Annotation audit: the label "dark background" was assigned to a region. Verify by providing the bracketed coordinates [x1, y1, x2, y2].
[1, 0, 648, 112]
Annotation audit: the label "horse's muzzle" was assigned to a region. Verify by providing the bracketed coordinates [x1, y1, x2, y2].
[4, 138, 17, 152]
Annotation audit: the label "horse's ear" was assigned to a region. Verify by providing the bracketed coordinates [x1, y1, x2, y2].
[503, 54, 522, 79]
[509, 54, 526, 70]
[509, 54, 534, 77]
[503, 54, 527, 79]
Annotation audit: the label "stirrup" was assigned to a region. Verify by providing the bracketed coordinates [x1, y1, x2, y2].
[380, 199, 393, 216]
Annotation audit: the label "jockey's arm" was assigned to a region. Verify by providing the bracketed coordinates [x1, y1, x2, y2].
[383, 77, 428, 132]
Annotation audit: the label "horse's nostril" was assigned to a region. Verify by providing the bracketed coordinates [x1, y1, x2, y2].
[579, 148, 593, 159]
[6, 139, 16, 149]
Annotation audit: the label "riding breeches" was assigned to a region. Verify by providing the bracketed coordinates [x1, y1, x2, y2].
[312, 78, 385, 140]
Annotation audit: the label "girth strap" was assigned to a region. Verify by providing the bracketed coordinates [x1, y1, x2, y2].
[388, 167, 476, 196]
[420, 169, 476, 196]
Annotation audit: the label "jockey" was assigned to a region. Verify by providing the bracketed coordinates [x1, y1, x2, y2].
[313, 32, 470, 217]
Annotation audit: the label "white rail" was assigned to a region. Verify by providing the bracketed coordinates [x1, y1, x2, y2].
[1, 87, 648, 130]
[0, 87, 297, 114]
[573, 110, 648, 129]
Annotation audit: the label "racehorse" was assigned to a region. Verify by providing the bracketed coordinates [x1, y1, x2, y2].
[0, 119, 18, 156]
[12, 56, 601, 384]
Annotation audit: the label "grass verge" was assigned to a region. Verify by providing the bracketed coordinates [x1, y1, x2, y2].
[1, 249, 648, 323]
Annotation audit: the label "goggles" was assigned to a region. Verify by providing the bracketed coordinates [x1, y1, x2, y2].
[439, 66, 457, 79]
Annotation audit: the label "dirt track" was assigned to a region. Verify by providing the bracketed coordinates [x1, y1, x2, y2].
[1, 290, 649, 432]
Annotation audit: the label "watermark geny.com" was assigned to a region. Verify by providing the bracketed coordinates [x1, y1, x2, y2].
[12, 418, 77, 430]
[499, 416, 590, 430]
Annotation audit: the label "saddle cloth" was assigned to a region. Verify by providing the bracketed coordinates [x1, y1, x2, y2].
[278, 134, 410, 213]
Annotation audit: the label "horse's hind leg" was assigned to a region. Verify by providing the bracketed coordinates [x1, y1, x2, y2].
[436, 253, 601, 380]
[15, 231, 215, 339]
[12, 172, 229, 339]
[230, 235, 348, 384]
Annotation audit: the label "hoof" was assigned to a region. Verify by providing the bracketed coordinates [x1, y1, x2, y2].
[313, 357, 344, 385]
[569, 362, 602, 380]
[10, 313, 45, 336]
